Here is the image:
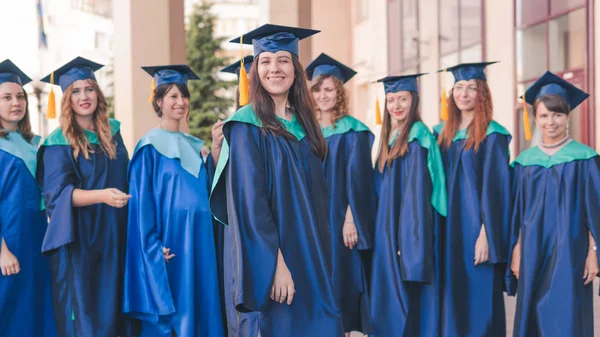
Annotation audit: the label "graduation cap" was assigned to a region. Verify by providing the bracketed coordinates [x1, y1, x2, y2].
[0, 59, 32, 86]
[230, 23, 320, 57]
[519, 70, 589, 140]
[372, 73, 427, 125]
[375, 73, 427, 94]
[142, 64, 200, 103]
[439, 61, 498, 82]
[305, 53, 357, 84]
[40, 56, 104, 119]
[221, 55, 254, 77]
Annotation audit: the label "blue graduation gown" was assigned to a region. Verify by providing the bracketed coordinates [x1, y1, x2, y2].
[211, 105, 344, 337]
[435, 121, 511, 337]
[321, 116, 375, 334]
[37, 120, 136, 337]
[370, 122, 447, 337]
[506, 142, 600, 337]
[123, 129, 224, 337]
[0, 132, 56, 337]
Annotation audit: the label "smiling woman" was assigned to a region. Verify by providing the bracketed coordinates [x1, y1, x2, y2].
[38, 56, 136, 337]
[210, 24, 345, 337]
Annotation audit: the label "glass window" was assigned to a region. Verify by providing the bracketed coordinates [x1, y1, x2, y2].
[548, 9, 586, 73]
[402, 0, 419, 69]
[460, 0, 482, 48]
[516, 22, 547, 81]
[516, 0, 548, 26]
[355, 0, 369, 23]
[551, 0, 585, 15]
[387, 0, 402, 74]
[439, 0, 459, 55]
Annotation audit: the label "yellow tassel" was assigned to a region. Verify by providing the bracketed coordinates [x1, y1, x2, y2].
[440, 89, 448, 121]
[238, 35, 249, 106]
[149, 78, 156, 103]
[46, 72, 56, 119]
[375, 96, 382, 125]
[440, 69, 448, 121]
[522, 94, 532, 141]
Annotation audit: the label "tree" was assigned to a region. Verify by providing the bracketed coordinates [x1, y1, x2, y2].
[186, 1, 234, 146]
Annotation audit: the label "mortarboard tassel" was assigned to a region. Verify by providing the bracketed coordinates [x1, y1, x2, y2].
[522, 93, 532, 141]
[375, 96, 382, 125]
[149, 78, 156, 103]
[47, 72, 56, 119]
[440, 69, 448, 121]
[239, 35, 249, 106]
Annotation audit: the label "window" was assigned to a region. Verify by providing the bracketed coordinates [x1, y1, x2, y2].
[439, 0, 483, 63]
[72, 0, 112, 18]
[387, 0, 419, 74]
[355, 0, 369, 23]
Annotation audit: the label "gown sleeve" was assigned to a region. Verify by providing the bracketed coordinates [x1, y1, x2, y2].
[345, 131, 375, 250]
[584, 156, 600, 296]
[0, 156, 19, 250]
[398, 142, 435, 283]
[36, 145, 79, 255]
[505, 164, 523, 296]
[122, 146, 175, 323]
[225, 122, 279, 313]
[480, 133, 512, 264]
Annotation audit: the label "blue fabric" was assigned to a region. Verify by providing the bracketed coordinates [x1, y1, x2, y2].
[37, 131, 137, 337]
[451, 67, 487, 82]
[210, 121, 344, 337]
[0, 149, 56, 337]
[438, 132, 511, 337]
[0, 73, 23, 85]
[252, 32, 299, 56]
[0, 132, 40, 180]
[313, 65, 343, 81]
[522, 71, 589, 110]
[506, 147, 600, 337]
[154, 69, 189, 87]
[123, 141, 225, 337]
[370, 141, 441, 337]
[384, 78, 418, 94]
[306, 53, 356, 83]
[0, 59, 32, 85]
[57, 67, 97, 91]
[322, 129, 375, 333]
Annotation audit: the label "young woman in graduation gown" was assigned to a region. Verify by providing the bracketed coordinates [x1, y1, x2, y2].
[37, 57, 136, 337]
[306, 53, 375, 336]
[507, 71, 600, 337]
[210, 24, 344, 337]
[433, 62, 511, 337]
[122, 65, 224, 337]
[0, 59, 56, 337]
[369, 74, 447, 337]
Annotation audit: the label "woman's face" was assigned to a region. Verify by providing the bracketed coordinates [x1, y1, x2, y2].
[70, 79, 98, 118]
[386, 91, 412, 124]
[0, 82, 26, 129]
[535, 101, 569, 141]
[257, 51, 295, 97]
[158, 85, 189, 122]
[312, 77, 338, 113]
[453, 79, 478, 112]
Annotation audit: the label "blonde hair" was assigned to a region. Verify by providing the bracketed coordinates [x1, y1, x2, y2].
[310, 74, 350, 126]
[60, 79, 116, 160]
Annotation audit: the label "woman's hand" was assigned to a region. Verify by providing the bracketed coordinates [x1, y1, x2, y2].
[271, 250, 295, 305]
[474, 225, 489, 265]
[0, 239, 20, 276]
[343, 222, 358, 250]
[163, 247, 175, 263]
[583, 249, 599, 286]
[101, 188, 131, 208]
[211, 120, 225, 162]
[510, 243, 521, 279]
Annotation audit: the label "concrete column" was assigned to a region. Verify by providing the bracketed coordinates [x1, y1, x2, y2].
[113, 0, 185, 152]
[418, 0, 441, 127]
[484, 0, 516, 157]
[263, 0, 312, 65]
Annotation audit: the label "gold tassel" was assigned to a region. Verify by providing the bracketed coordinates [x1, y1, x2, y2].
[149, 78, 156, 103]
[239, 35, 249, 106]
[440, 69, 448, 121]
[522, 94, 532, 141]
[46, 72, 56, 119]
[375, 96, 382, 125]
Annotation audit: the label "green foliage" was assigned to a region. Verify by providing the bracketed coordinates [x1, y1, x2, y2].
[186, 1, 234, 145]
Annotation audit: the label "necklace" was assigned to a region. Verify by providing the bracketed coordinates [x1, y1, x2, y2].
[540, 135, 570, 149]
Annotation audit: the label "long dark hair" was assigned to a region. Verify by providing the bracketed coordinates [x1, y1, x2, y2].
[438, 79, 493, 151]
[250, 54, 327, 159]
[0, 89, 34, 142]
[151, 82, 191, 120]
[376, 91, 421, 171]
